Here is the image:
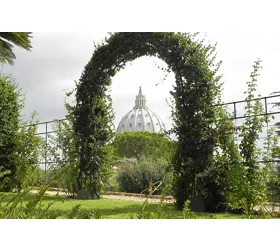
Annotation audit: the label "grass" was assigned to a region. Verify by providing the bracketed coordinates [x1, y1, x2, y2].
[0, 192, 276, 219]
[0, 192, 240, 219]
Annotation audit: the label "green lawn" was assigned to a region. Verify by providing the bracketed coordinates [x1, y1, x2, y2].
[0, 192, 268, 219]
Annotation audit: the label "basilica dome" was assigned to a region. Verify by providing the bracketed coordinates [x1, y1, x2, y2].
[116, 87, 166, 134]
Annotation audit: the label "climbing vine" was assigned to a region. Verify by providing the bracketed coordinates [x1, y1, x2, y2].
[74, 32, 222, 205]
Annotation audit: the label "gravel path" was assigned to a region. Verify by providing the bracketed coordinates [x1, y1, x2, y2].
[101, 194, 175, 204]
[33, 190, 175, 204]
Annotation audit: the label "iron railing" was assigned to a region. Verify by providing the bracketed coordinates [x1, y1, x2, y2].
[32, 94, 280, 173]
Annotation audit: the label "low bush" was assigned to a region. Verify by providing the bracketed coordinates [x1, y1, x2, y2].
[116, 157, 172, 194]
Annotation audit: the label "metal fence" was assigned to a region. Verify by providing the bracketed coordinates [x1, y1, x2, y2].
[34, 94, 280, 173]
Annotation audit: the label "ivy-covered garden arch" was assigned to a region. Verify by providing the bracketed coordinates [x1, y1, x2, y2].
[74, 32, 221, 209]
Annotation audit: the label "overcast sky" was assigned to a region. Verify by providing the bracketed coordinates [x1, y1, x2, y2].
[2, 32, 280, 131]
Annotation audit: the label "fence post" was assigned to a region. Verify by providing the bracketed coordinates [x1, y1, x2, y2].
[233, 102, 237, 119]
[45, 121, 47, 180]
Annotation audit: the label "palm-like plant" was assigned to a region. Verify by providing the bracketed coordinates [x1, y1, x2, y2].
[0, 32, 32, 65]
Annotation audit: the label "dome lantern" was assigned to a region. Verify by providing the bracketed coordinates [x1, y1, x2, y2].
[134, 86, 147, 108]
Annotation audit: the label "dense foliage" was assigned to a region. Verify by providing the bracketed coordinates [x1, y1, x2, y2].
[112, 131, 176, 194]
[0, 74, 41, 192]
[199, 59, 279, 215]
[42, 85, 116, 197]
[225, 60, 272, 215]
[113, 131, 176, 161]
[74, 32, 222, 205]
[191, 59, 280, 214]
[116, 157, 172, 194]
[196, 104, 239, 212]
[0, 74, 23, 191]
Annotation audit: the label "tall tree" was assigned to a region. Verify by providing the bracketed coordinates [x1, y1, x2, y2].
[0, 32, 32, 65]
